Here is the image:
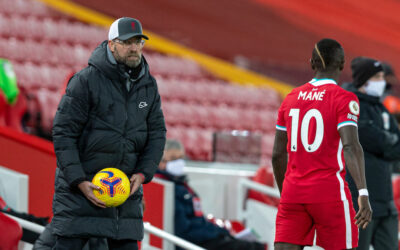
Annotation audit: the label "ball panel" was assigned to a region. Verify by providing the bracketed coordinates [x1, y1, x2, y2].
[92, 167, 130, 207]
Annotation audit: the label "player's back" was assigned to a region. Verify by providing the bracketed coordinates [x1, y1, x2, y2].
[276, 78, 359, 203]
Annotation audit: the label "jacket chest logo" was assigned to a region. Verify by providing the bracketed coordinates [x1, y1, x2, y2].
[138, 102, 148, 109]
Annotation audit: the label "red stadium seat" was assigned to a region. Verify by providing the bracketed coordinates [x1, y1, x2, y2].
[0, 212, 22, 250]
[12, 62, 71, 91]
[247, 166, 280, 207]
[5, 89, 27, 132]
[393, 177, 400, 213]
[0, 0, 283, 162]
[35, 88, 62, 134]
[0, 0, 60, 18]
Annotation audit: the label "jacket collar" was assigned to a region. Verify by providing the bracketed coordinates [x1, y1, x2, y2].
[107, 44, 117, 65]
[354, 90, 381, 104]
[89, 41, 149, 84]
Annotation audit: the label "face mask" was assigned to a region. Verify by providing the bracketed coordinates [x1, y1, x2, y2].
[364, 80, 386, 97]
[166, 159, 185, 176]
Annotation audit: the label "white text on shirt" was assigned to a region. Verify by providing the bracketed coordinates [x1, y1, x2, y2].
[298, 90, 326, 101]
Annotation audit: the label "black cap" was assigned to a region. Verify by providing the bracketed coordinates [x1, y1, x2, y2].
[108, 17, 149, 41]
[351, 57, 383, 88]
[382, 62, 395, 76]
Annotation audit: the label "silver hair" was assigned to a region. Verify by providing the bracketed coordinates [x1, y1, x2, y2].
[164, 139, 184, 152]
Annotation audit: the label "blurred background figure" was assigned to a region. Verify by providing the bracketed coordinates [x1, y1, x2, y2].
[382, 63, 400, 124]
[0, 58, 26, 132]
[156, 139, 266, 250]
[346, 57, 400, 250]
[0, 58, 19, 106]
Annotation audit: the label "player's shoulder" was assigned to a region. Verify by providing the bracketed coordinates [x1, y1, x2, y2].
[331, 85, 359, 102]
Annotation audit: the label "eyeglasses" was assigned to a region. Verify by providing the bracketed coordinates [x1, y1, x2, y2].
[114, 38, 145, 48]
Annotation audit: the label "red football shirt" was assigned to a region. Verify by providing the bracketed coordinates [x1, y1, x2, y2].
[276, 78, 360, 203]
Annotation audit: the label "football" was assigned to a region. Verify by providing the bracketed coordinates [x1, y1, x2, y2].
[92, 168, 130, 207]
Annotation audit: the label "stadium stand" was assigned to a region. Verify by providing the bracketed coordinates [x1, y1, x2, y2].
[0, 0, 281, 164]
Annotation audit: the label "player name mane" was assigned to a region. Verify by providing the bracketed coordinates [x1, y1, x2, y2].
[298, 90, 326, 101]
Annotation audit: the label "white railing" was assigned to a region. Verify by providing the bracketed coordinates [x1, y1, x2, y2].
[142, 222, 205, 250]
[5, 213, 45, 233]
[3, 213, 205, 250]
[236, 177, 280, 221]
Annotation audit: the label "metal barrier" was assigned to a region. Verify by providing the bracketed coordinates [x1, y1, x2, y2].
[236, 177, 280, 221]
[3, 213, 205, 250]
[142, 222, 205, 250]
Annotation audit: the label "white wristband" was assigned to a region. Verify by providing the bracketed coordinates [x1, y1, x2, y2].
[358, 189, 369, 196]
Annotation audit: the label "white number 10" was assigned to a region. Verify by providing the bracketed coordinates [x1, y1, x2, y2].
[289, 108, 324, 152]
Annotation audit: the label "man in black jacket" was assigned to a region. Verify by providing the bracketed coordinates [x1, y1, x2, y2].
[51, 17, 166, 250]
[345, 57, 400, 250]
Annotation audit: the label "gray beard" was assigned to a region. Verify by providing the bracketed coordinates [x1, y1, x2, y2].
[124, 57, 141, 68]
[113, 49, 141, 68]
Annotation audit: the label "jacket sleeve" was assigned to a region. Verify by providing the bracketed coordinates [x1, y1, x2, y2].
[357, 101, 399, 157]
[174, 188, 229, 243]
[383, 115, 400, 160]
[52, 73, 89, 186]
[32, 223, 55, 250]
[135, 81, 166, 183]
[357, 120, 393, 156]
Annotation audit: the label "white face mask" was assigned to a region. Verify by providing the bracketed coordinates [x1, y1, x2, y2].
[364, 80, 386, 97]
[166, 159, 185, 176]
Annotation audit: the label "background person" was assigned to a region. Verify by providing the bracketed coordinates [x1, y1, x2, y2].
[382, 62, 400, 124]
[346, 57, 400, 250]
[155, 139, 266, 250]
[0, 58, 19, 106]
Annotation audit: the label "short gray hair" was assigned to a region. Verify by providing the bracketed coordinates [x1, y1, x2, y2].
[164, 139, 184, 152]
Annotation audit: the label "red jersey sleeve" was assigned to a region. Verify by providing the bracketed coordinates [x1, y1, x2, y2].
[336, 91, 360, 130]
[276, 99, 287, 131]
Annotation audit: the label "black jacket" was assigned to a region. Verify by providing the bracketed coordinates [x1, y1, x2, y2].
[345, 86, 400, 218]
[51, 41, 166, 239]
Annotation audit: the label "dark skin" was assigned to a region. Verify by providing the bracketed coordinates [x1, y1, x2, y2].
[272, 48, 372, 250]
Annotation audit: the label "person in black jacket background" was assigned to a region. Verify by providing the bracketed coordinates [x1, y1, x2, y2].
[155, 139, 265, 250]
[51, 17, 166, 250]
[345, 57, 400, 250]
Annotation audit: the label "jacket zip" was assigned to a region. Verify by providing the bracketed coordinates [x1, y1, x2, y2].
[116, 208, 119, 238]
[119, 83, 129, 166]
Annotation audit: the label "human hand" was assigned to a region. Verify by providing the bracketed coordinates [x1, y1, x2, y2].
[129, 174, 144, 196]
[355, 195, 372, 229]
[78, 181, 107, 208]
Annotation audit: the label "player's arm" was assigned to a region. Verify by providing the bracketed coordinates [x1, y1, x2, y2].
[272, 129, 288, 195]
[339, 126, 372, 229]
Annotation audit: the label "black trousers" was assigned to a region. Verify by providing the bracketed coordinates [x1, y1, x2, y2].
[199, 235, 265, 250]
[357, 214, 398, 250]
[53, 236, 138, 250]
